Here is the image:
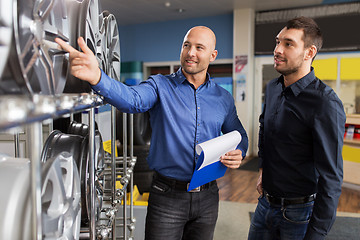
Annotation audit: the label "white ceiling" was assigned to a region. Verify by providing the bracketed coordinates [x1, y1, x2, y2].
[101, 0, 328, 26]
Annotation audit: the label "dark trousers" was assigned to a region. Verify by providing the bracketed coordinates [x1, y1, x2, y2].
[248, 195, 314, 240]
[145, 176, 219, 240]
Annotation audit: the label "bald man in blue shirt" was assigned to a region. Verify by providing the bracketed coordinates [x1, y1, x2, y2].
[56, 26, 248, 240]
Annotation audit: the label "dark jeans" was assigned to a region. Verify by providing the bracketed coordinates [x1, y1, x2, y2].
[248, 195, 314, 240]
[145, 177, 219, 240]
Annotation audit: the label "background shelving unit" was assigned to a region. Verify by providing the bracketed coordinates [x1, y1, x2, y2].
[0, 0, 132, 238]
[0, 94, 136, 240]
[343, 114, 360, 188]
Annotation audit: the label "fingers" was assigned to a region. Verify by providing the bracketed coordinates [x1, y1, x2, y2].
[77, 37, 94, 55]
[220, 149, 243, 168]
[72, 57, 90, 66]
[221, 159, 242, 168]
[55, 36, 99, 84]
[221, 150, 243, 161]
[55, 38, 76, 53]
[226, 149, 242, 156]
[55, 37, 94, 58]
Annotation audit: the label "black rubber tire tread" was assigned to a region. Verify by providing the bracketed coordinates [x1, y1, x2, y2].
[116, 110, 152, 146]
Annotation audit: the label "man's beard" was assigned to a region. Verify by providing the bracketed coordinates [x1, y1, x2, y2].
[181, 62, 206, 75]
[274, 55, 303, 76]
[276, 65, 300, 76]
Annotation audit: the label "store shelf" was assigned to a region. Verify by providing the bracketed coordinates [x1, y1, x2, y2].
[346, 114, 360, 125]
[343, 139, 360, 186]
[343, 114, 360, 186]
[344, 114, 360, 146]
[344, 138, 360, 146]
[0, 92, 137, 239]
[343, 160, 360, 185]
[0, 93, 104, 131]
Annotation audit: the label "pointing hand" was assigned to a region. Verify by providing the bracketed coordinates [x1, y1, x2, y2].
[55, 37, 101, 85]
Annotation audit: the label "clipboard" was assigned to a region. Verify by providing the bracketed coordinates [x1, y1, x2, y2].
[188, 130, 242, 191]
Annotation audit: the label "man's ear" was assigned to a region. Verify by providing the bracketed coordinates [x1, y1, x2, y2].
[305, 45, 317, 61]
[210, 50, 218, 62]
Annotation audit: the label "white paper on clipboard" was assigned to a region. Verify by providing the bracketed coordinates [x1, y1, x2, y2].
[195, 130, 242, 170]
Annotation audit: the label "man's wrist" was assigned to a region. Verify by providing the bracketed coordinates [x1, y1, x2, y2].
[90, 68, 102, 85]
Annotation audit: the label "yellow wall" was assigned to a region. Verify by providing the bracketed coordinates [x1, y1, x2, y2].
[312, 57, 360, 81]
[341, 58, 360, 80]
[343, 144, 360, 163]
[312, 58, 337, 80]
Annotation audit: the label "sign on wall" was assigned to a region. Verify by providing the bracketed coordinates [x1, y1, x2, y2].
[234, 55, 247, 102]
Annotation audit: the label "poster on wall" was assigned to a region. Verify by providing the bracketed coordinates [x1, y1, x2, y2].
[236, 79, 246, 102]
[234, 55, 247, 102]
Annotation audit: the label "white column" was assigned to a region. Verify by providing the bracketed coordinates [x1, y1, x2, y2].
[233, 8, 255, 156]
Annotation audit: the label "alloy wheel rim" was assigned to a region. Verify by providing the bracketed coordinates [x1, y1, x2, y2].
[41, 153, 81, 239]
[104, 13, 120, 81]
[11, 0, 70, 95]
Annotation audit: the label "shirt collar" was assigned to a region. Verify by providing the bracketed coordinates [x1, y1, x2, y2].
[172, 68, 186, 84]
[277, 67, 316, 97]
[172, 68, 211, 87]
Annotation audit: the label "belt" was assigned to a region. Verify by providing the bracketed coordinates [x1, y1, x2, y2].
[264, 190, 316, 207]
[154, 172, 216, 192]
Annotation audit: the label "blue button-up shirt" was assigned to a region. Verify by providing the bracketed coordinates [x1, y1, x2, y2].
[93, 68, 248, 181]
[258, 68, 345, 238]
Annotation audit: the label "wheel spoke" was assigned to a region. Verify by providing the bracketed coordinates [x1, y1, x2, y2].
[112, 51, 121, 63]
[110, 67, 120, 82]
[60, 154, 75, 198]
[19, 36, 39, 74]
[36, 45, 55, 94]
[42, 153, 81, 239]
[63, 154, 81, 237]
[34, 0, 54, 20]
[42, 214, 63, 237]
[42, 158, 67, 217]
[104, 14, 121, 81]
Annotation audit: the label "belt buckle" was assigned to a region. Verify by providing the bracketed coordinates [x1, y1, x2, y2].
[187, 183, 201, 192]
[264, 192, 271, 203]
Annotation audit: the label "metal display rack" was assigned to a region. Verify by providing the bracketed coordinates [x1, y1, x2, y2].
[1, 0, 128, 238]
[0, 93, 136, 240]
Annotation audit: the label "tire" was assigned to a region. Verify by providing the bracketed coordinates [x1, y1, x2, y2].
[133, 145, 151, 172]
[133, 171, 154, 194]
[116, 110, 152, 146]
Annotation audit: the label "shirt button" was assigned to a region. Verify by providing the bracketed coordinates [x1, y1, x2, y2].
[198, 107, 200, 109]
[197, 123, 200, 126]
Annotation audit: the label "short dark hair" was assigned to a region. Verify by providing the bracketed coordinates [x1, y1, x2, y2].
[286, 16, 323, 52]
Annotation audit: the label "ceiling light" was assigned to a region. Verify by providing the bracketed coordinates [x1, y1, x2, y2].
[165, 2, 171, 7]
